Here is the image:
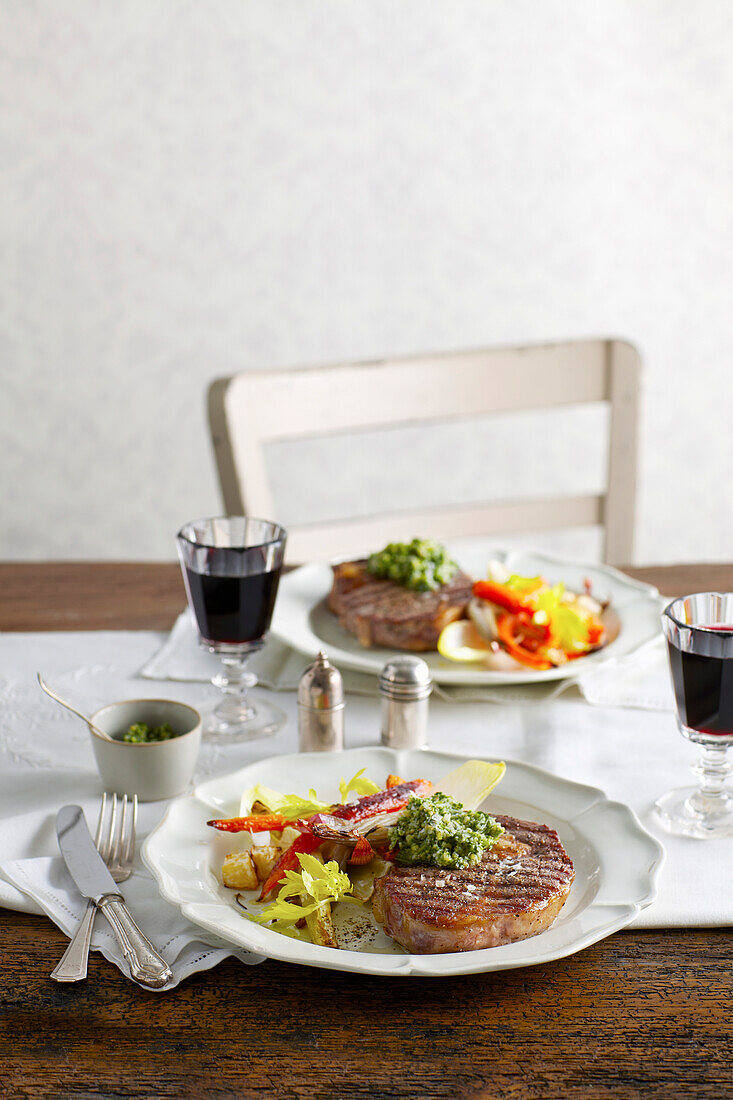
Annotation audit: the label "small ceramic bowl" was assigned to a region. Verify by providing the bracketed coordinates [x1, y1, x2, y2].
[88, 698, 202, 802]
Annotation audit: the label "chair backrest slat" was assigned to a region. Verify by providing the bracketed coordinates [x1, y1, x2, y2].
[284, 494, 604, 564]
[208, 338, 640, 565]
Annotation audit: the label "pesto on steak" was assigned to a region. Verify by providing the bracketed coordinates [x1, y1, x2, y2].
[390, 793, 504, 870]
[366, 538, 459, 593]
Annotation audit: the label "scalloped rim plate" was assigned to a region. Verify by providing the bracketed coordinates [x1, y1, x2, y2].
[269, 544, 662, 686]
[142, 747, 665, 977]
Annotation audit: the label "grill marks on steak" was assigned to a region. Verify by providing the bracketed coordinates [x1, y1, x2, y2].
[371, 815, 575, 953]
[328, 559, 474, 650]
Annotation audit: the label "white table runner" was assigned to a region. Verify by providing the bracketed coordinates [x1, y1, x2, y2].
[141, 609, 676, 710]
[1, 628, 730, 989]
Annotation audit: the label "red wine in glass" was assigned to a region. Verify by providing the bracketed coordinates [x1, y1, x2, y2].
[184, 568, 281, 646]
[176, 517, 287, 743]
[657, 594, 733, 838]
[667, 625, 733, 737]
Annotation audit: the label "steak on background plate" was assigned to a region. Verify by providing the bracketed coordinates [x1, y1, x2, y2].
[328, 559, 474, 651]
[371, 815, 575, 953]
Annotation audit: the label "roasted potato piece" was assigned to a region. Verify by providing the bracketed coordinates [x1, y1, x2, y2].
[222, 850, 258, 891]
[251, 845, 279, 881]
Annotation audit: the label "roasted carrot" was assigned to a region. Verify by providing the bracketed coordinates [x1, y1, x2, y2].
[207, 813, 293, 833]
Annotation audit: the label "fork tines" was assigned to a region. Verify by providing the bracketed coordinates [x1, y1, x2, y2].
[97, 792, 138, 874]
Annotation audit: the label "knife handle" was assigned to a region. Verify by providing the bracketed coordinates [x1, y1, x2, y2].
[51, 899, 97, 982]
[97, 895, 173, 988]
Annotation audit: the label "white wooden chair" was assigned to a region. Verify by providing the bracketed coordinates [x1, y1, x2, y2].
[208, 339, 640, 565]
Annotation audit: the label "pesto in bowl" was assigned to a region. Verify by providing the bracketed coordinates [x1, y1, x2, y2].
[122, 721, 177, 743]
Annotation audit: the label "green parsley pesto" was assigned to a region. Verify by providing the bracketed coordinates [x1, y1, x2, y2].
[366, 538, 459, 593]
[390, 793, 504, 869]
[122, 722, 176, 744]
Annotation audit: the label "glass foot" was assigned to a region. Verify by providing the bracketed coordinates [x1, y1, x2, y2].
[654, 785, 733, 839]
[204, 693, 286, 744]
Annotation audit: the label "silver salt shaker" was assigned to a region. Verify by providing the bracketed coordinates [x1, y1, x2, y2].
[298, 651, 344, 752]
[379, 656, 432, 750]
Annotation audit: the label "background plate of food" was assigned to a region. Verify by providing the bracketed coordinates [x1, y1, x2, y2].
[142, 747, 664, 978]
[270, 542, 662, 685]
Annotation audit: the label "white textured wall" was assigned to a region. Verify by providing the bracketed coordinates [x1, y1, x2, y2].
[2, 1, 732, 563]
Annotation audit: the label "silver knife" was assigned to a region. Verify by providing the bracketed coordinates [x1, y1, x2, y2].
[56, 805, 173, 989]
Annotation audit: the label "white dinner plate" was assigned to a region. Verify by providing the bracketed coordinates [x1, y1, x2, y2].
[142, 747, 664, 977]
[269, 544, 662, 686]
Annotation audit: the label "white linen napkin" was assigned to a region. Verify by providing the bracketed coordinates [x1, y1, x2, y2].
[0, 854, 264, 990]
[141, 609, 674, 710]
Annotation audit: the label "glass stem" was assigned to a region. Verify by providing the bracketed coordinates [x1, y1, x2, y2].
[213, 654, 257, 722]
[691, 744, 733, 810]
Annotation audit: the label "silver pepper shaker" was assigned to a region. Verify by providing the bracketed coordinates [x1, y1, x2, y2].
[379, 656, 432, 750]
[298, 651, 345, 752]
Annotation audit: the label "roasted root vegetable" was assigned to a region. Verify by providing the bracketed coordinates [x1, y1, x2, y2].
[222, 851, 259, 890]
[251, 845, 280, 881]
[207, 813, 298, 833]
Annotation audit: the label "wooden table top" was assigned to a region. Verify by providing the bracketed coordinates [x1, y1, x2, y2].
[2, 561, 732, 1100]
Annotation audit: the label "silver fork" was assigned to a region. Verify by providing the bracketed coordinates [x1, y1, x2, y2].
[51, 792, 137, 982]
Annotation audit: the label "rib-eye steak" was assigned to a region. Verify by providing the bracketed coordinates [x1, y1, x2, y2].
[371, 815, 574, 953]
[328, 559, 474, 650]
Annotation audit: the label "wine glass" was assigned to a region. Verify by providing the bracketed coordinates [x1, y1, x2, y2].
[656, 592, 733, 838]
[176, 516, 287, 743]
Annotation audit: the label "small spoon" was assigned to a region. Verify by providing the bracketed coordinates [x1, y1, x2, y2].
[37, 674, 115, 742]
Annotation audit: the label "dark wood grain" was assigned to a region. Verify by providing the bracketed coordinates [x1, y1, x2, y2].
[1, 562, 732, 1100]
[3, 560, 732, 634]
[0, 562, 187, 632]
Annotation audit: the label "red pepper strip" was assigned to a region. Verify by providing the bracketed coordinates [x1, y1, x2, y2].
[516, 610, 552, 644]
[496, 614, 553, 670]
[472, 580, 532, 615]
[329, 780, 432, 824]
[207, 813, 301, 833]
[258, 831, 324, 900]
